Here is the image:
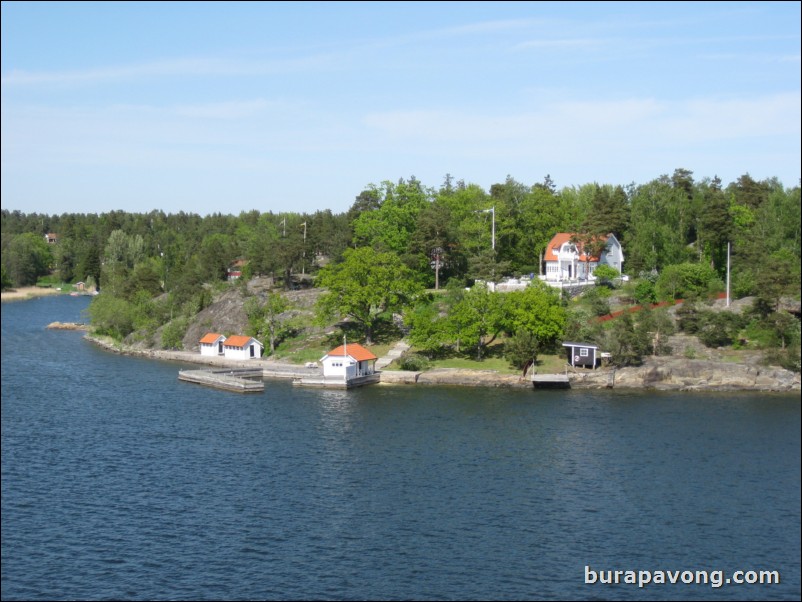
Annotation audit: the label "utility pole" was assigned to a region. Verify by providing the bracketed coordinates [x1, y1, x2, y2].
[300, 222, 307, 274]
[726, 241, 731, 307]
[485, 206, 495, 250]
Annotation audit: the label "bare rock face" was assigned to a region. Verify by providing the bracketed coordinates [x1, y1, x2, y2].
[182, 287, 250, 351]
[568, 358, 800, 392]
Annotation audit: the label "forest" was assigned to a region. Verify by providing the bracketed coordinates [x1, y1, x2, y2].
[2, 169, 800, 371]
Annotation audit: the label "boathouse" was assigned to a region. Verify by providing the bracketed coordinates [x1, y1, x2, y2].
[562, 342, 600, 369]
[320, 343, 378, 380]
[223, 335, 263, 360]
[199, 333, 227, 356]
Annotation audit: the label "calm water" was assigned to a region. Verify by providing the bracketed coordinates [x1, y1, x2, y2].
[2, 296, 800, 601]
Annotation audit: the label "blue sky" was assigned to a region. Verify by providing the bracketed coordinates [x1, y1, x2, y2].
[2, 1, 800, 216]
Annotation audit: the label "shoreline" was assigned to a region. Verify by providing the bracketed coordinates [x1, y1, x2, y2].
[1, 286, 62, 303]
[83, 334, 801, 393]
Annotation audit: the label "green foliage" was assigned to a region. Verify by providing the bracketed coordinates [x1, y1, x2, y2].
[593, 264, 620, 283]
[86, 294, 137, 340]
[503, 283, 566, 349]
[2, 171, 799, 361]
[581, 286, 612, 317]
[755, 249, 800, 312]
[405, 299, 452, 357]
[1, 264, 12, 290]
[161, 316, 190, 350]
[398, 353, 431, 371]
[245, 291, 292, 354]
[316, 247, 422, 344]
[656, 262, 722, 301]
[446, 283, 506, 359]
[504, 330, 539, 373]
[607, 312, 650, 367]
[633, 279, 657, 305]
[564, 307, 605, 346]
[3, 233, 53, 286]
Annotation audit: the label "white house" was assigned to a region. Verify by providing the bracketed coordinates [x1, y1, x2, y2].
[199, 333, 227, 356]
[223, 335, 263, 360]
[320, 342, 378, 380]
[544, 233, 624, 281]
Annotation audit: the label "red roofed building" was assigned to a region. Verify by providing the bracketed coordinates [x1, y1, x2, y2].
[320, 342, 378, 380]
[223, 335, 263, 360]
[544, 233, 624, 282]
[199, 333, 226, 356]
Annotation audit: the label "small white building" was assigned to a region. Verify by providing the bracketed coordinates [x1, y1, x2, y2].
[544, 233, 624, 281]
[223, 335, 263, 360]
[199, 333, 227, 356]
[320, 343, 378, 380]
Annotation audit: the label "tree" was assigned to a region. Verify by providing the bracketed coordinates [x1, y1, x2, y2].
[4, 233, 52, 286]
[755, 249, 800, 312]
[505, 330, 540, 376]
[1, 264, 12, 290]
[608, 312, 649, 367]
[316, 247, 422, 344]
[446, 283, 506, 359]
[502, 283, 566, 349]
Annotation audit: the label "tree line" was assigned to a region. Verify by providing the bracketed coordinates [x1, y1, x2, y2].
[2, 169, 799, 369]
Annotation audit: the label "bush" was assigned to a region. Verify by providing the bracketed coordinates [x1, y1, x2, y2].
[399, 353, 430, 371]
[633, 279, 657, 305]
[656, 262, 723, 301]
[697, 312, 744, 348]
[161, 317, 190, 350]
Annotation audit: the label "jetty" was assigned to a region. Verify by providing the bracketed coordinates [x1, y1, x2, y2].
[293, 373, 381, 389]
[531, 373, 571, 389]
[178, 368, 265, 393]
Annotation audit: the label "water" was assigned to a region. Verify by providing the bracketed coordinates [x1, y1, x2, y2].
[2, 296, 800, 601]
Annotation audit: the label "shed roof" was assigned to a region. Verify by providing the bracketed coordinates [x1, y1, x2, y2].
[323, 343, 377, 362]
[562, 341, 600, 349]
[224, 335, 262, 348]
[200, 332, 225, 344]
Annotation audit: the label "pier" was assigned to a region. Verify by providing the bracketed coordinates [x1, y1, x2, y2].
[531, 374, 571, 389]
[293, 373, 381, 389]
[178, 368, 265, 393]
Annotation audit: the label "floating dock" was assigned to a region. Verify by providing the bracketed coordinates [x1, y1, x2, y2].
[293, 373, 381, 389]
[178, 368, 265, 393]
[531, 374, 571, 389]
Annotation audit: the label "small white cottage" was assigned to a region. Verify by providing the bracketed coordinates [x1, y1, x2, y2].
[320, 343, 378, 380]
[199, 333, 227, 356]
[223, 335, 263, 360]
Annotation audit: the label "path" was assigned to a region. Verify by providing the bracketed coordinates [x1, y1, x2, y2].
[375, 339, 410, 370]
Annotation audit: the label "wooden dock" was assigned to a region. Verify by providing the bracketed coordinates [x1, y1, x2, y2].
[531, 374, 571, 389]
[293, 373, 381, 389]
[178, 368, 265, 393]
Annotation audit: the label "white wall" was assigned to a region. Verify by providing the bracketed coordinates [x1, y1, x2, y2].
[224, 342, 262, 360]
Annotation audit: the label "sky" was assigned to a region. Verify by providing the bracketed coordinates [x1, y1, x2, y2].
[1, 1, 800, 217]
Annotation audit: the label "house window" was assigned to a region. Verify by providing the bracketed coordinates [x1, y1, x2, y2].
[580, 348, 589, 357]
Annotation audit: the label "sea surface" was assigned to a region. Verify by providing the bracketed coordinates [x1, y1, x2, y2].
[2, 295, 800, 601]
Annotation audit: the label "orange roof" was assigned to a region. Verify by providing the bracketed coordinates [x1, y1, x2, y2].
[325, 343, 377, 361]
[199, 332, 224, 344]
[224, 335, 259, 348]
[545, 232, 607, 263]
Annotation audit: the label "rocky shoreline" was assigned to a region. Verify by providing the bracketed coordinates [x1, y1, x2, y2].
[83, 334, 800, 393]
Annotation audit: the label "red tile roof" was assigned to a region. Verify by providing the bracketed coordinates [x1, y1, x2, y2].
[545, 233, 607, 263]
[325, 343, 377, 361]
[199, 332, 224, 344]
[224, 335, 259, 348]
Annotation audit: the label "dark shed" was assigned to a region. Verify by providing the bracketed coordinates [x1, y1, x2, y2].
[562, 342, 599, 369]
